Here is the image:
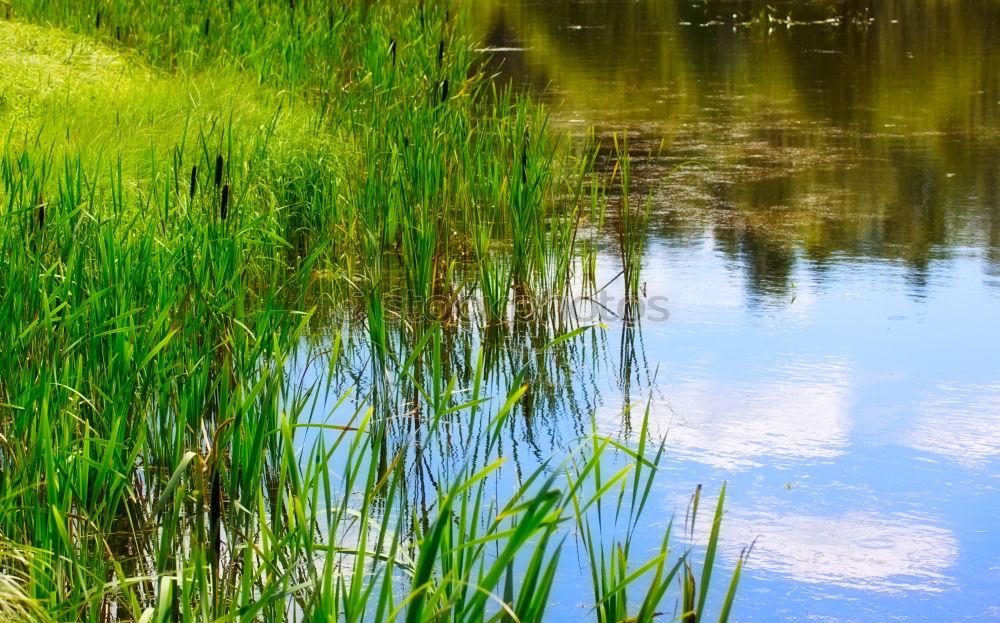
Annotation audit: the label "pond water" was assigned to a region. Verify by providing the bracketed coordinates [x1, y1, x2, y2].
[460, 1, 1000, 621]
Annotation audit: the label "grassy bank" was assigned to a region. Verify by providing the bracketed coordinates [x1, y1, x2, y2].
[0, 2, 744, 621]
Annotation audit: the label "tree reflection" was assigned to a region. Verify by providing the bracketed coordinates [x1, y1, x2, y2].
[470, 0, 1000, 302]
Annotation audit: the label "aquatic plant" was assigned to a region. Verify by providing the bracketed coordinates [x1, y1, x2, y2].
[611, 134, 650, 305]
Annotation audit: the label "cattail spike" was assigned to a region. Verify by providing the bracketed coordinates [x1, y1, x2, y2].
[189, 165, 198, 199]
[214, 155, 224, 187]
[209, 466, 222, 576]
[36, 193, 45, 231]
[389, 37, 396, 66]
[437, 40, 444, 68]
[220, 184, 230, 220]
[440, 79, 448, 104]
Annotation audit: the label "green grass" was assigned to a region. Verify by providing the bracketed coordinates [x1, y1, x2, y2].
[0, 1, 744, 621]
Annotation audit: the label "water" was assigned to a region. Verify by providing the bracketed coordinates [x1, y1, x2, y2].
[461, 1, 1000, 620]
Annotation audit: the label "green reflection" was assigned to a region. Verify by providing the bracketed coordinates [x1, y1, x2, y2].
[470, 0, 1000, 300]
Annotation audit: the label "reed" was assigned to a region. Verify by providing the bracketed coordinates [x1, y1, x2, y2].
[611, 134, 649, 304]
[473, 224, 512, 325]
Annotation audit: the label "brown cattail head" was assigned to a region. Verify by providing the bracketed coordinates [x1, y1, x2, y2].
[214, 155, 224, 187]
[204, 17, 210, 37]
[95, 11, 100, 29]
[389, 37, 396, 66]
[209, 467, 222, 570]
[210, 467, 222, 533]
[440, 79, 448, 104]
[437, 40, 444, 68]
[220, 184, 230, 220]
[36, 193, 45, 231]
[189, 165, 198, 199]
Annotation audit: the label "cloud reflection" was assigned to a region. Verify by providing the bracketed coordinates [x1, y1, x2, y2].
[636, 359, 853, 468]
[904, 382, 1000, 468]
[726, 511, 958, 593]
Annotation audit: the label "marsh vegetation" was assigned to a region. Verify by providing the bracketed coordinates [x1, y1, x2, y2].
[0, 1, 748, 622]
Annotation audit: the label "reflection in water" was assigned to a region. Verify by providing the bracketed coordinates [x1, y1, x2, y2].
[905, 382, 1000, 468]
[726, 511, 958, 593]
[647, 360, 853, 469]
[470, 0, 1000, 302]
[457, 2, 1000, 620]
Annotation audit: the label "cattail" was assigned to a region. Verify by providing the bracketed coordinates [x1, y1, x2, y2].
[403, 136, 409, 148]
[95, 11, 100, 28]
[440, 79, 449, 104]
[210, 468, 222, 532]
[204, 17, 210, 37]
[209, 467, 222, 572]
[437, 40, 444, 68]
[220, 184, 230, 220]
[389, 37, 396, 66]
[36, 193, 45, 231]
[214, 155, 224, 187]
[189, 165, 198, 198]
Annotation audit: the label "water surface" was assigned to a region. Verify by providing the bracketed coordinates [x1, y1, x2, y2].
[464, 1, 1000, 620]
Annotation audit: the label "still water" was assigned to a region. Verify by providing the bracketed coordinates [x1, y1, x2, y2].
[462, 1, 999, 621]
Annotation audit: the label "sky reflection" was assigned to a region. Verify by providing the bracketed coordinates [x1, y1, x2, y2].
[904, 382, 1000, 468]
[726, 511, 958, 593]
[647, 360, 853, 469]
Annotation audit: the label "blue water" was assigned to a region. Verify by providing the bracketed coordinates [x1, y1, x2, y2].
[465, 1, 1000, 620]
[609, 244, 1000, 621]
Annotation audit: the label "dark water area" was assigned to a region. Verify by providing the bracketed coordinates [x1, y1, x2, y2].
[457, 1, 1000, 621]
